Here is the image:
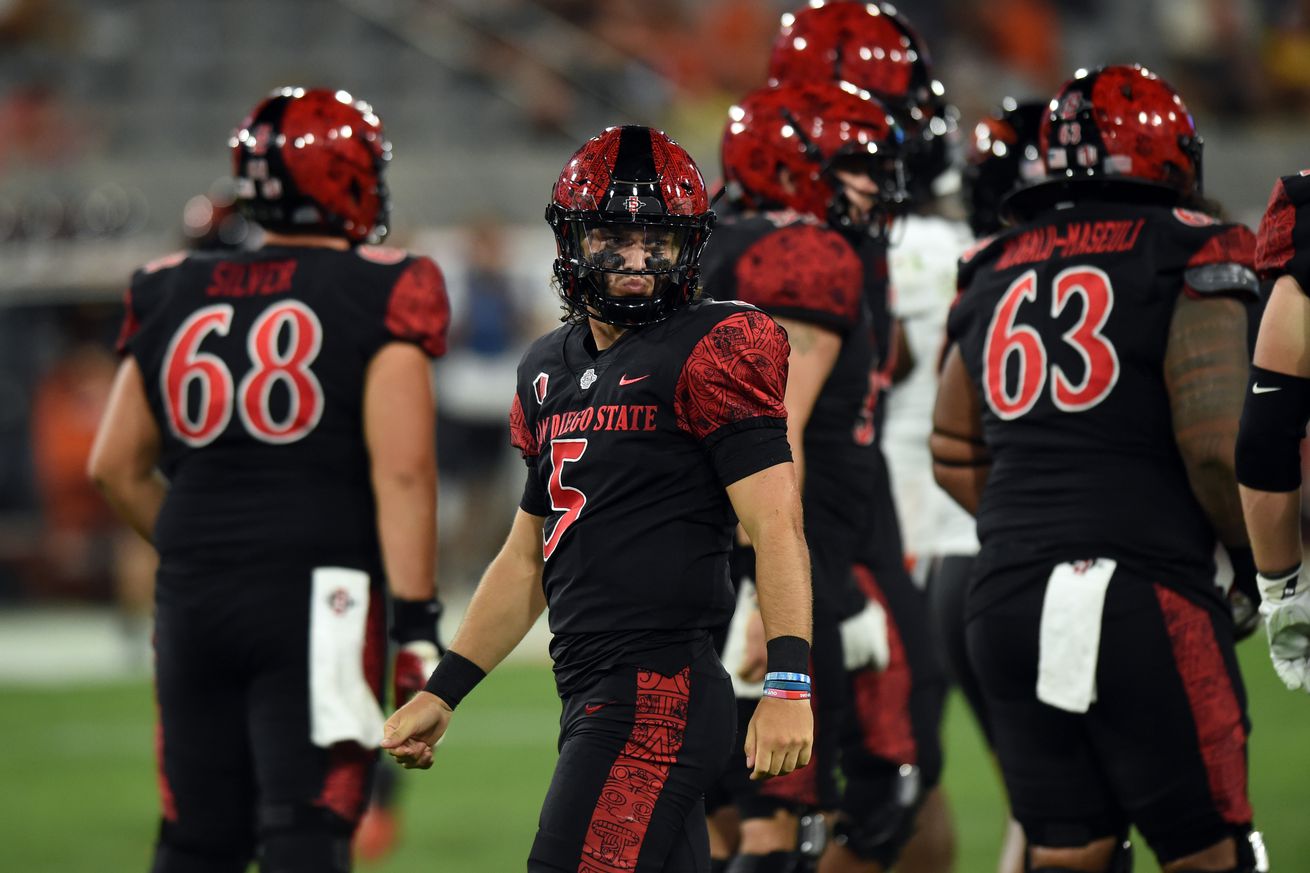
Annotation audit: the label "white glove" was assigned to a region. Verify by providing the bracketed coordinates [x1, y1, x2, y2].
[393, 641, 441, 709]
[1258, 566, 1310, 693]
[840, 599, 890, 672]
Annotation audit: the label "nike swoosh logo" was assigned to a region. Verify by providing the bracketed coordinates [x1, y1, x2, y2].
[1252, 384, 1282, 394]
[618, 374, 650, 386]
[583, 702, 609, 715]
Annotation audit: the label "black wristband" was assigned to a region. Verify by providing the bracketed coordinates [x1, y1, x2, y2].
[390, 597, 442, 646]
[423, 650, 486, 710]
[766, 635, 811, 675]
[1223, 545, 1259, 603]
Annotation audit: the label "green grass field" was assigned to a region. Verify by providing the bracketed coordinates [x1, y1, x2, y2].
[1, 640, 1305, 872]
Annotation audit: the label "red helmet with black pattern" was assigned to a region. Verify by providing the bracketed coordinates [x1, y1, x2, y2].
[767, 2, 955, 202]
[231, 87, 391, 244]
[1037, 65, 1202, 203]
[721, 81, 907, 235]
[546, 125, 714, 327]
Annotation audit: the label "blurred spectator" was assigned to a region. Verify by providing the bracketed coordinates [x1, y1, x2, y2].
[27, 308, 155, 663]
[0, 82, 85, 174]
[29, 331, 118, 600]
[436, 217, 532, 589]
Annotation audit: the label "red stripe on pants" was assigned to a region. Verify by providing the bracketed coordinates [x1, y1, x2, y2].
[154, 701, 178, 823]
[1154, 585, 1251, 824]
[851, 565, 916, 763]
[579, 668, 690, 871]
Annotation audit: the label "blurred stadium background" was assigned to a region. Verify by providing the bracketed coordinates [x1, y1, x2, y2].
[1, 0, 1309, 870]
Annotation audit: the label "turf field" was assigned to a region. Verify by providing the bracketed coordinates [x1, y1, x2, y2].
[1, 640, 1304, 872]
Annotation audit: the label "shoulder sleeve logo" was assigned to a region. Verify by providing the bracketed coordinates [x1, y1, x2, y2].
[533, 372, 550, 404]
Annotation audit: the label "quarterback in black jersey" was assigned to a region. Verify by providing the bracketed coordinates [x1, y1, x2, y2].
[933, 66, 1263, 873]
[88, 88, 450, 873]
[384, 125, 814, 873]
[1236, 171, 1310, 694]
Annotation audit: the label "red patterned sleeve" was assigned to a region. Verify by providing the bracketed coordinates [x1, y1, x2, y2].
[114, 286, 140, 355]
[509, 393, 539, 458]
[385, 256, 451, 358]
[676, 309, 792, 483]
[676, 310, 789, 440]
[1182, 224, 1259, 300]
[733, 225, 863, 332]
[1254, 173, 1310, 290]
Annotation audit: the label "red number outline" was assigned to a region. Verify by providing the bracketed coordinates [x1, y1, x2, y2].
[160, 299, 325, 447]
[981, 267, 1120, 420]
[542, 438, 588, 560]
[1050, 266, 1119, 412]
[237, 300, 325, 444]
[983, 269, 1046, 420]
[161, 304, 235, 447]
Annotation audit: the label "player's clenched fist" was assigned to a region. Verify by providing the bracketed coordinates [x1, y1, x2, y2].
[381, 691, 453, 770]
[743, 696, 814, 781]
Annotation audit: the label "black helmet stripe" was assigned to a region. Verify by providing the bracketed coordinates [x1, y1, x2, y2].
[613, 125, 660, 184]
[247, 96, 296, 198]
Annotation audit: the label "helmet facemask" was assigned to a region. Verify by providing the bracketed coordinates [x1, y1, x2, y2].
[822, 149, 909, 239]
[547, 205, 713, 328]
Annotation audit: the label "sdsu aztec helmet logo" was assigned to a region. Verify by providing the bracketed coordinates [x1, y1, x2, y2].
[231, 87, 392, 244]
[1057, 90, 1088, 121]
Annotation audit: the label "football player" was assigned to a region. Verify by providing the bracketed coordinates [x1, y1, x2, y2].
[701, 80, 907, 873]
[933, 65, 1265, 873]
[382, 125, 815, 873]
[87, 87, 450, 873]
[767, 5, 953, 872]
[1236, 171, 1310, 694]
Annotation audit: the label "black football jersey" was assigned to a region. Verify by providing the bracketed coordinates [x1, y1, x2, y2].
[117, 244, 450, 575]
[1256, 170, 1310, 288]
[852, 232, 908, 573]
[949, 201, 1258, 604]
[509, 300, 792, 694]
[699, 210, 879, 547]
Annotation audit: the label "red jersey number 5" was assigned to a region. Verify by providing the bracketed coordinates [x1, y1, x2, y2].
[982, 267, 1119, 420]
[543, 438, 588, 560]
[162, 300, 325, 447]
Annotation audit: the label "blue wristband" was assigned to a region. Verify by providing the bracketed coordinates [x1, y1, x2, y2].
[764, 671, 811, 685]
[762, 680, 812, 692]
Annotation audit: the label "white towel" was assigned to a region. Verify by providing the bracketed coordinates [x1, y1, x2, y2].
[309, 567, 385, 748]
[1036, 558, 1116, 713]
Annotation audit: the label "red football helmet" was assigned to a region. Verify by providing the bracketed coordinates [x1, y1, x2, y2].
[721, 81, 906, 235]
[546, 125, 714, 327]
[1038, 65, 1202, 202]
[768, 2, 933, 114]
[231, 87, 391, 244]
[768, 2, 954, 202]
